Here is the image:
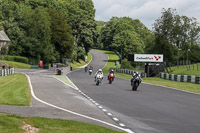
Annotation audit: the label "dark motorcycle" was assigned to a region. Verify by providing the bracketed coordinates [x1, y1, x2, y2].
[85, 67, 88, 72]
[108, 73, 114, 84]
[131, 76, 140, 91]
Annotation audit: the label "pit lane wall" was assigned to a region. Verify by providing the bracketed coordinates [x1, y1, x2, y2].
[160, 73, 200, 84]
[0, 68, 15, 76]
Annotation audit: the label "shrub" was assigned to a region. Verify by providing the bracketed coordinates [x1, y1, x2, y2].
[0, 55, 28, 64]
[14, 56, 28, 64]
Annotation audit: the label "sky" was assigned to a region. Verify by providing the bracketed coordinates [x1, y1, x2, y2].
[92, 0, 200, 30]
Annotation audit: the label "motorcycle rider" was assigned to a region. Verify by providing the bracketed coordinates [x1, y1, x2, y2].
[108, 69, 115, 80]
[89, 65, 93, 71]
[95, 69, 104, 81]
[85, 66, 88, 72]
[131, 72, 142, 84]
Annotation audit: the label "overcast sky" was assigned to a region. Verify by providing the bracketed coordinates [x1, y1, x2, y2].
[92, 0, 200, 30]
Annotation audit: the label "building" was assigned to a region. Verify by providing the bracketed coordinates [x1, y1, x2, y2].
[0, 30, 11, 53]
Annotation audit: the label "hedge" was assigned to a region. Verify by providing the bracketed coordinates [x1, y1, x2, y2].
[0, 55, 28, 64]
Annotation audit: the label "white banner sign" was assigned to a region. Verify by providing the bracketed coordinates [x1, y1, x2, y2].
[134, 54, 163, 62]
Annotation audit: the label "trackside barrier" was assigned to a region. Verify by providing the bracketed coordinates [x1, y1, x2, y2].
[160, 73, 200, 84]
[116, 68, 145, 78]
[0, 68, 15, 76]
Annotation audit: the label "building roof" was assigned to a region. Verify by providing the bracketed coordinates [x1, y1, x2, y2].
[0, 30, 11, 42]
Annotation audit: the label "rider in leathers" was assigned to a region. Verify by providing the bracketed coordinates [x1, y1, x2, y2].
[131, 72, 142, 84]
[95, 69, 104, 81]
[108, 69, 115, 80]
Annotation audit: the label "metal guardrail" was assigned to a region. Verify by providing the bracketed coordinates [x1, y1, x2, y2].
[160, 73, 200, 84]
[115, 68, 145, 77]
[0, 68, 15, 76]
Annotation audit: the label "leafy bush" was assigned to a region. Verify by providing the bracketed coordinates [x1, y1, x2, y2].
[14, 56, 28, 64]
[0, 55, 28, 64]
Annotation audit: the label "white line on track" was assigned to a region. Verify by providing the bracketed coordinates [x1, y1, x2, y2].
[107, 113, 112, 116]
[25, 74, 134, 133]
[113, 118, 119, 121]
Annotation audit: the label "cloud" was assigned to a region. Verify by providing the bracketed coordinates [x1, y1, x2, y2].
[93, 0, 200, 29]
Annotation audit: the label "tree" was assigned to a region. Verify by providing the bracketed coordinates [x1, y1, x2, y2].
[152, 8, 200, 63]
[101, 17, 150, 58]
[48, 8, 74, 62]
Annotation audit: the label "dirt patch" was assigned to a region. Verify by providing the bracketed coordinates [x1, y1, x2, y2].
[22, 121, 39, 133]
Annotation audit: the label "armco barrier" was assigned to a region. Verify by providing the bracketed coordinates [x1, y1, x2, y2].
[116, 68, 145, 77]
[0, 68, 15, 76]
[160, 72, 200, 84]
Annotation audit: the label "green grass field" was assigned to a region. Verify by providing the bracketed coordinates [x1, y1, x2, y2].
[0, 113, 124, 133]
[167, 63, 200, 76]
[0, 60, 31, 69]
[0, 73, 31, 106]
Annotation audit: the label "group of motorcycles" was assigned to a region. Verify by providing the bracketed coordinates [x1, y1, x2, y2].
[85, 66, 141, 91]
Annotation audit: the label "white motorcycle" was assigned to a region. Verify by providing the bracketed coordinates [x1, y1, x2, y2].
[89, 69, 92, 75]
[95, 74, 103, 85]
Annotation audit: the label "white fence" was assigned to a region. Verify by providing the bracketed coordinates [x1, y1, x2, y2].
[0, 68, 15, 76]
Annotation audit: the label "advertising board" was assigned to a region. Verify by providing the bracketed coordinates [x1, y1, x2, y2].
[134, 54, 163, 62]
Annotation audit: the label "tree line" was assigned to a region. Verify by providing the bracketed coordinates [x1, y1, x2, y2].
[1, 0, 199, 66]
[0, 0, 96, 64]
[95, 8, 200, 66]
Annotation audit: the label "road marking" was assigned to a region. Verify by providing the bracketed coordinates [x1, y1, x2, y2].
[102, 109, 107, 112]
[98, 106, 103, 109]
[113, 118, 119, 121]
[119, 123, 125, 127]
[107, 113, 112, 116]
[25, 74, 134, 133]
[53, 76, 78, 90]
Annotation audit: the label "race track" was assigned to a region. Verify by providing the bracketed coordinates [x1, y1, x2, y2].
[68, 50, 200, 133]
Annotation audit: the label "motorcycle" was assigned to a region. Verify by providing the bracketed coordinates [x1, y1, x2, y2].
[108, 73, 114, 84]
[85, 67, 88, 72]
[95, 75, 103, 86]
[131, 76, 140, 91]
[89, 69, 92, 75]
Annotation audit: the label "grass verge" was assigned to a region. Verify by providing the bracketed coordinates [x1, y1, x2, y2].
[167, 63, 200, 76]
[53, 75, 76, 89]
[70, 53, 92, 69]
[0, 113, 124, 133]
[0, 73, 31, 106]
[92, 49, 200, 94]
[0, 60, 31, 69]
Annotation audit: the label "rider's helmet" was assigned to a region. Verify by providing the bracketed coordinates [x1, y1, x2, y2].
[111, 69, 114, 72]
[133, 72, 136, 76]
[136, 72, 139, 76]
[98, 69, 102, 72]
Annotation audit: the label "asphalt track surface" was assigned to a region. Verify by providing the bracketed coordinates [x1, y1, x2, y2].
[68, 50, 200, 133]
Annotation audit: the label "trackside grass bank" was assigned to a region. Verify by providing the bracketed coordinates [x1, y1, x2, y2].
[0, 60, 31, 69]
[93, 49, 200, 94]
[167, 63, 200, 76]
[0, 73, 31, 106]
[0, 113, 124, 133]
[70, 53, 92, 69]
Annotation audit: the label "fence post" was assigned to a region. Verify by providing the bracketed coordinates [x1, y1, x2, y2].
[193, 63, 194, 70]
